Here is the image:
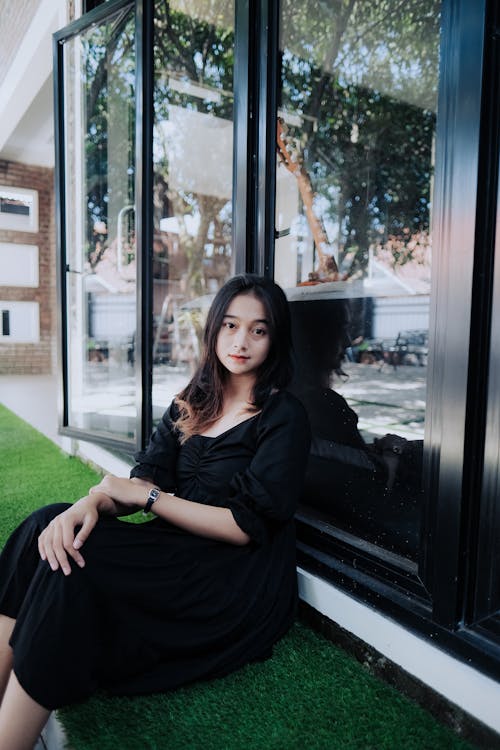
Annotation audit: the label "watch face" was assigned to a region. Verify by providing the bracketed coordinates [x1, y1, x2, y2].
[143, 486, 161, 514]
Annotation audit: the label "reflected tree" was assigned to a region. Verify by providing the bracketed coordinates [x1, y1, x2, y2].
[83, 10, 135, 267]
[279, 0, 440, 278]
[82, 1, 234, 296]
[153, 1, 234, 297]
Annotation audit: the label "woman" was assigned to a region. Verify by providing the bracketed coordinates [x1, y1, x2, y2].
[0, 274, 310, 750]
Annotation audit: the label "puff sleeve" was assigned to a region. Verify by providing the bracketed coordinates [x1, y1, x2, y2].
[129, 400, 179, 491]
[226, 392, 311, 544]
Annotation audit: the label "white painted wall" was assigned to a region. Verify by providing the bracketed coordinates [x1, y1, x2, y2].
[0, 0, 67, 166]
[372, 295, 430, 338]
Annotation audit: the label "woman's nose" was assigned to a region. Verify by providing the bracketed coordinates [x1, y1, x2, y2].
[234, 329, 248, 349]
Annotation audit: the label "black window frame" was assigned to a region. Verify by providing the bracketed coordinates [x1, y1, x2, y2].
[54, 0, 140, 453]
[465, 0, 500, 645]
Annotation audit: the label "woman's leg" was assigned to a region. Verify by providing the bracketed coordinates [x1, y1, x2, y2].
[0, 672, 50, 750]
[0, 504, 71, 706]
[0, 615, 14, 702]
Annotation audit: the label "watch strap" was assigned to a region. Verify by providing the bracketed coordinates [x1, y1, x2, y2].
[143, 486, 161, 515]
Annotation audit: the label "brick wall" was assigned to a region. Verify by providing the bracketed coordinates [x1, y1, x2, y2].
[0, 160, 56, 374]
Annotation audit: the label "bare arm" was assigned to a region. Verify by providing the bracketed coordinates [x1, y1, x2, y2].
[91, 475, 251, 546]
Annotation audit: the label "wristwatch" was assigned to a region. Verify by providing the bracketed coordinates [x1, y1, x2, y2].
[143, 486, 161, 515]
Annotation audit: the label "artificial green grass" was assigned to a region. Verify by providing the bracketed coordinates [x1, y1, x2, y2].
[0, 404, 102, 548]
[58, 623, 475, 750]
[0, 405, 475, 750]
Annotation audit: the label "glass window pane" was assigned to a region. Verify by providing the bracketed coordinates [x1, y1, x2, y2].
[63, 6, 136, 440]
[276, 0, 441, 560]
[152, 0, 235, 421]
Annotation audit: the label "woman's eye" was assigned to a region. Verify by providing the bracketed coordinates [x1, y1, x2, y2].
[253, 328, 267, 336]
[223, 321, 236, 329]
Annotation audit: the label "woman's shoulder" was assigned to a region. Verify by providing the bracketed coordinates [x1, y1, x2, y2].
[167, 398, 181, 418]
[254, 390, 311, 455]
[259, 389, 310, 426]
[157, 399, 182, 436]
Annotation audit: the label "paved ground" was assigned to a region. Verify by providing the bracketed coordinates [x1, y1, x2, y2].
[335, 360, 426, 441]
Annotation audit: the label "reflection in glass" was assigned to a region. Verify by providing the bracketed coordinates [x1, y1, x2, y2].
[289, 299, 424, 557]
[64, 8, 136, 440]
[151, 0, 234, 421]
[277, 0, 440, 560]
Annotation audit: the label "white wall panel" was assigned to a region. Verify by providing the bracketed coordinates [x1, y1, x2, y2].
[0, 243, 39, 287]
[0, 300, 39, 342]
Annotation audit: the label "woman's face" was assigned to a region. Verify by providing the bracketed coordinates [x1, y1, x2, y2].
[216, 292, 272, 379]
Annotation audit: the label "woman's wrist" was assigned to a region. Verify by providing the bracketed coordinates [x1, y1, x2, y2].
[143, 486, 176, 515]
[79, 491, 115, 515]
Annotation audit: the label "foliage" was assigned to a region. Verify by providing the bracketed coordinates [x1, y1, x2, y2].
[79, 0, 441, 285]
[82, 9, 136, 262]
[152, 2, 234, 297]
[280, 0, 440, 277]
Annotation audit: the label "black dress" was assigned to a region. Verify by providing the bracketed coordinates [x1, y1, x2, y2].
[0, 391, 310, 710]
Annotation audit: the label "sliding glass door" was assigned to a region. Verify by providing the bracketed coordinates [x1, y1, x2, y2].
[58, 2, 137, 443]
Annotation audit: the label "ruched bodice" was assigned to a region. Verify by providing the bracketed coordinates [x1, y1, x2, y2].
[176, 419, 258, 504]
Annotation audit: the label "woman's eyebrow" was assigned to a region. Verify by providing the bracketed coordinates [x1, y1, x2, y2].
[222, 314, 268, 324]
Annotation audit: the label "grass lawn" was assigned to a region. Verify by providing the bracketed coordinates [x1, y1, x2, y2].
[0, 404, 476, 749]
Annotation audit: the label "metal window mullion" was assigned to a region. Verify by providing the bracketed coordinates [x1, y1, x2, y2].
[245, 0, 278, 277]
[232, 0, 250, 274]
[422, 0, 488, 627]
[134, 0, 154, 450]
[254, 0, 279, 277]
[53, 32, 69, 429]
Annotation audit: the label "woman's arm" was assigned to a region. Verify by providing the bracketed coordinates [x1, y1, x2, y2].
[37, 477, 160, 575]
[38, 491, 115, 575]
[91, 475, 250, 546]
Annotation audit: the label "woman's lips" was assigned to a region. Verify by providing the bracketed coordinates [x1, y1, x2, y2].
[229, 354, 249, 362]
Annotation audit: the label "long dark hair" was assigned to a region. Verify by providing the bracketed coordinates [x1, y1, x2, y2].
[174, 274, 293, 441]
[289, 299, 350, 390]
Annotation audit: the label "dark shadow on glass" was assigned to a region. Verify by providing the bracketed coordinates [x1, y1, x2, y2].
[289, 299, 423, 560]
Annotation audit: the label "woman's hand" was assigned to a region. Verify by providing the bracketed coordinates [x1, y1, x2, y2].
[37, 493, 112, 576]
[90, 475, 150, 510]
